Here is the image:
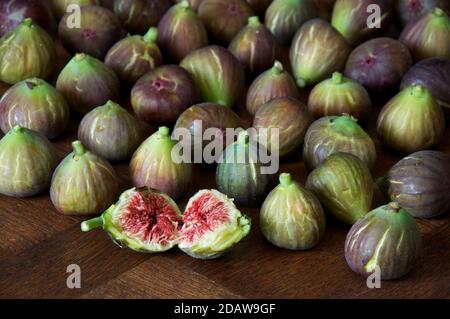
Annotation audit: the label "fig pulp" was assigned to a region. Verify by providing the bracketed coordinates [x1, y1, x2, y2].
[228, 16, 280, 77]
[81, 187, 183, 253]
[130, 127, 193, 200]
[198, 0, 254, 44]
[51, 0, 101, 19]
[396, 0, 450, 26]
[306, 153, 374, 224]
[180, 45, 245, 108]
[289, 19, 350, 88]
[131, 65, 199, 126]
[58, 5, 123, 59]
[265, 0, 319, 45]
[399, 8, 450, 61]
[178, 189, 251, 259]
[345, 203, 422, 280]
[78, 101, 145, 161]
[0, 78, 70, 139]
[50, 141, 119, 215]
[0, 18, 55, 85]
[105, 27, 163, 84]
[158, 1, 208, 63]
[0, 126, 57, 197]
[385, 151, 450, 218]
[260, 173, 326, 250]
[253, 97, 313, 159]
[303, 115, 376, 170]
[246, 61, 299, 115]
[56, 53, 120, 114]
[344, 37, 413, 93]
[376, 85, 445, 153]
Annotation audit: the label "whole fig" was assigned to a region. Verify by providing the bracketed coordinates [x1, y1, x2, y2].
[396, 0, 450, 26]
[51, 0, 101, 19]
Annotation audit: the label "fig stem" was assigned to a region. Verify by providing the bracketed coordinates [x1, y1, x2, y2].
[332, 115, 362, 136]
[248, 16, 260, 27]
[105, 100, 119, 110]
[158, 126, 170, 137]
[411, 85, 425, 98]
[272, 61, 284, 74]
[74, 53, 87, 62]
[279, 173, 293, 187]
[81, 217, 104, 232]
[23, 18, 33, 27]
[72, 141, 86, 157]
[144, 27, 158, 43]
[179, 0, 190, 9]
[434, 8, 444, 16]
[297, 78, 306, 88]
[238, 131, 250, 145]
[12, 125, 24, 134]
[332, 72, 344, 84]
[387, 202, 401, 213]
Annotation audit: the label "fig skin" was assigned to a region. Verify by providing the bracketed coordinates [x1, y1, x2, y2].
[50, 141, 119, 216]
[306, 153, 374, 224]
[58, 5, 123, 59]
[345, 203, 422, 281]
[0, 18, 56, 85]
[289, 19, 350, 88]
[344, 37, 413, 93]
[130, 127, 193, 200]
[331, 0, 393, 46]
[180, 45, 245, 108]
[396, 0, 450, 26]
[131, 65, 199, 126]
[303, 115, 376, 171]
[113, 0, 171, 34]
[260, 173, 326, 250]
[51, 0, 101, 19]
[385, 151, 450, 218]
[253, 97, 313, 159]
[265, 0, 319, 45]
[228, 16, 281, 77]
[246, 61, 299, 115]
[198, 0, 254, 45]
[399, 8, 450, 61]
[56, 53, 120, 114]
[158, 1, 208, 63]
[0, 126, 58, 197]
[0, 78, 70, 139]
[78, 101, 146, 161]
[376, 85, 445, 153]
[308, 72, 372, 120]
[105, 27, 163, 84]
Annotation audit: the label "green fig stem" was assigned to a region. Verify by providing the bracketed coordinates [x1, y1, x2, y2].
[387, 202, 401, 213]
[158, 126, 170, 137]
[332, 72, 344, 84]
[23, 18, 33, 27]
[105, 100, 120, 110]
[248, 16, 260, 27]
[179, 0, 190, 9]
[144, 27, 158, 43]
[72, 141, 86, 157]
[238, 131, 250, 145]
[81, 217, 104, 232]
[74, 53, 87, 62]
[271, 60, 284, 74]
[331, 115, 362, 136]
[434, 8, 445, 17]
[297, 78, 306, 88]
[279, 173, 293, 187]
[411, 85, 426, 98]
[12, 125, 24, 134]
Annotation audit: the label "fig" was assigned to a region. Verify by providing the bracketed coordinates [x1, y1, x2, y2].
[331, 0, 393, 46]
[56, 53, 120, 114]
[198, 0, 254, 44]
[131, 65, 199, 126]
[401, 58, 450, 118]
[260, 173, 326, 250]
[308, 72, 372, 120]
[376, 85, 445, 153]
[306, 153, 374, 224]
[399, 8, 450, 61]
[303, 115, 376, 170]
[113, 0, 171, 34]
[253, 97, 313, 159]
[289, 19, 350, 88]
[180, 45, 245, 108]
[58, 5, 123, 59]
[51, 0, 101, 19]
[0, 0, 56, 37]
[178, 189, 251, 259]
[246, 61, 299, 115]
[265, 0, 319, 45]
[313, 0, 336, 20]
[0, 18, 55, 85]
[78, 101, 145, 161]
[0, 126, 57, 197]
[130, 127, 193, 200]
[246, 0, 271, 14]
[228, 16, 280, 77]
[157, 1, 208, 63]
[384, 151, 450, 218]
[81, 187, 183, 253]
[0, 78, 70, 139]
[345, 202, 422, 280]
[344, 37, 413, 93]
[216, 131, 275, 207]
[396, 0, 450, 26]
[105, 27, 163, 84]
[50, 141, 119, 215]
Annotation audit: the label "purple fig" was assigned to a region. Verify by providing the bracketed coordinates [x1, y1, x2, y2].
[344, 37, 412, 93]
[131, 65, 199, 126]
[396, 0, 450, 27]
[51, 0, 101, 19]
[0, 78, 70, 139]
[105, 27, 163, 84]
[56, 53, 120, 114]
[198, 0, 254, 44]
[246, 0, 271, 14]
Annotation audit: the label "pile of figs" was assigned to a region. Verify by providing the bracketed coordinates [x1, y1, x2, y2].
[0, 0, 449, 282]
